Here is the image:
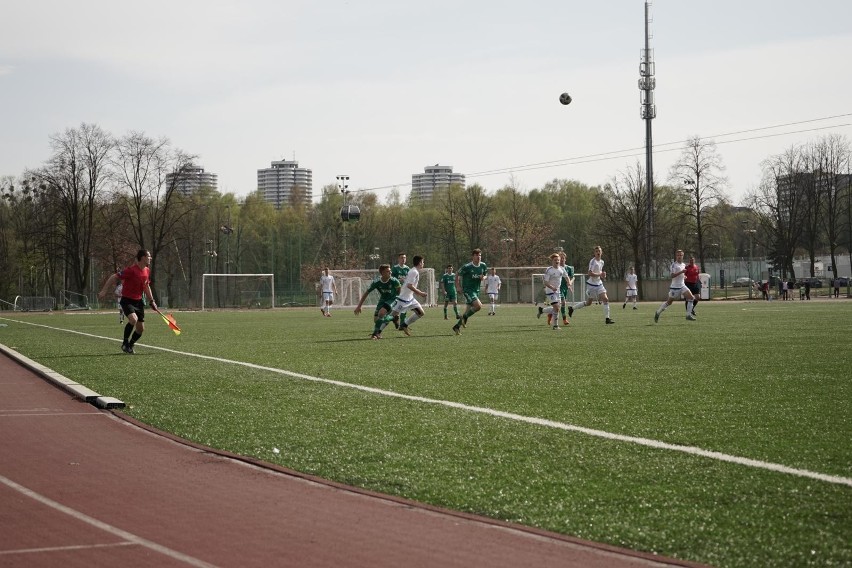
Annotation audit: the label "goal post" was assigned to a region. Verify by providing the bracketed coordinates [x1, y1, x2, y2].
[329, 268, 437, 308]
[201, 274, 275, 311]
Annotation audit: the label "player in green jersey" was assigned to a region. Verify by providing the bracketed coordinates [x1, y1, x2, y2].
[440, 264, 460, 320]
[452, 248, 488, 335]
[558, 252, 575, 326]
[391, 252, 410, 327]
[354, 264, 401, 339]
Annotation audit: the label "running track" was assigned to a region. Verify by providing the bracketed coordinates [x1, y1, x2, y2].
[0, 347, 706, 567]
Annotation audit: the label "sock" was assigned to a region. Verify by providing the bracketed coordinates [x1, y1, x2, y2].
[657, 302, 669, 313]
[454, 306, 460, 317]
[604, 304, 610, 319]
[686, 300, 694, 313]
[561, 304, 566, 317]
[464, 308, 475, 319]
[123, 324, 133, 343]
[572, 302, 585, 311]
[129, 331, 142, 346]
[491, 302, 496, 313]
[404, 312, 421, 326]
[544, 306, 556, 314]
[400, 312, 407, 325]
[444, 305, 448, 318]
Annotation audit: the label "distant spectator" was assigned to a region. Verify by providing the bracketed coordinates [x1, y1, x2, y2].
[781, 279, 788, 301]
[833, 278, 840, 298]
[804, 280, 811, 300]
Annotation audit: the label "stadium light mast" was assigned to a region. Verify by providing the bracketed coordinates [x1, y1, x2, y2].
[639, 1, 656, 277]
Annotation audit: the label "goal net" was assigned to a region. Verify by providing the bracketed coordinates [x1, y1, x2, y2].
[530, 273, 586, 305]
[329, 268, 437, 308]
[13, 296, 55, 312]
[202, 274, 275, 310]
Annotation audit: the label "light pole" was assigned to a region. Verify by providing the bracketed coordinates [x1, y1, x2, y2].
[369, 247, 380, 268]
[745, 229, 756, 299]
[336, 175, 350, 261]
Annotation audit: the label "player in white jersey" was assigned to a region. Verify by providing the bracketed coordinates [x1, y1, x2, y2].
[537, 253, 571, 330]
[379, 255, 428, 336]
[654, 250, 696, 323]
[485, 268, 501, 315]
[623, 266, 639, 310]
[319, 268, 337, 317]
[567, 245, 615, 324]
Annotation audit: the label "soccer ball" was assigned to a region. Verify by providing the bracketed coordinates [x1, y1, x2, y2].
[559, 92, 572, 105]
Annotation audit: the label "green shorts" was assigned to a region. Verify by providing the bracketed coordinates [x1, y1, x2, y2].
[373, 302, 393, 317]
[463, 290, 481, 304]
[444, 291, 457, 302]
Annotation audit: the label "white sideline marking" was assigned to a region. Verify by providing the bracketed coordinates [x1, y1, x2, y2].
[3, 317, 852, 489]
[0, 541, 137, 556]
[0, 474, 220, 568]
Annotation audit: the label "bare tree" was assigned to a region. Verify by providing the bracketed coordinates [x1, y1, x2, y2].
[457, 183, 493, 250]
[113, 132, 197, 299]
[668, 136, 728, 272]
[598, 162, 651, 283]
[812, 134, 851, 282]
[29, 123, 113, 296]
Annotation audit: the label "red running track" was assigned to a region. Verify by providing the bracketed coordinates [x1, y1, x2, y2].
[0, 349, 707, 568]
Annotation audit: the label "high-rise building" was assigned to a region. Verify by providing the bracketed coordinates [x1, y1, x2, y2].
[411, 164, 465, 200]
[257, 159, 313, 208]
[167, 164, 218, 196]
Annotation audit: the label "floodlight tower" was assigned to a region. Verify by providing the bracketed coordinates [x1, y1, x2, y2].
[639, 1, 657, 276]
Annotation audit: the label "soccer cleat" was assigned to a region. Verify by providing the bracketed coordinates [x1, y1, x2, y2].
[123, 344, 135, 354]
[605, 318, 615, 324]
[537, 306, 543, 319]
[320, 308, 324, 316]
[444, 316, 449, 320]
[392, 315, 400, 329]
[633, 306, 638, 310]
[691, 310, 697, 317]
[562, 319, 569, 326]
[686, 314, 696, 321]
[568, 306, 574, 318]
[623, 303, 626, 309]
[552, 325, 560, 331]
[452, 324, 461, 335]
[654, 312, 660, 323]
[461, 315, 468, 328]
[370, 334, 380, 340]
[121, 342, 129, 353]
[400, 324, 411, 336]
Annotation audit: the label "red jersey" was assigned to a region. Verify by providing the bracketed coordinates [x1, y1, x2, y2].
[684, 264, 700, 284]
[117, 264, 150, 300]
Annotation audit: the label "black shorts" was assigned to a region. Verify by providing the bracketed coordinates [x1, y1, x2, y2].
[119, 297, 146, 322]
[686, 282, 701, 296]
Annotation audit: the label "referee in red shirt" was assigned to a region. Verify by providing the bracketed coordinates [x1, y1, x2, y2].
[684, 255, 701, 317]
[99, 250, 157, 354]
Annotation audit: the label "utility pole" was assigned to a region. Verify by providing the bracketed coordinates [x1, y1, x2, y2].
[639, 1, 657, 277]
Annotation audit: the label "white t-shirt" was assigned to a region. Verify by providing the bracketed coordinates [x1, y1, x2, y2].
[543, 266, 567, 291]
[669, 262, 686, 288]
[320, 274, 335, 293]
[588, 258, 604, 286]
[625, 274, 638, 290]
[399, 267, 420, 301]
[486, 274, 501, 294]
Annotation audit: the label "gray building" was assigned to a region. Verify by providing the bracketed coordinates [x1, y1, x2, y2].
[257, 159, 313, 208]
[411, 164, 465, 200]
[167, 165, 218, 196]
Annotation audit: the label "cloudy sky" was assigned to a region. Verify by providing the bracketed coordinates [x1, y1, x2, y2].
[2, 1, 851, 204]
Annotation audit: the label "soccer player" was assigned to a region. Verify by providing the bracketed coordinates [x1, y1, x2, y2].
[567, 245, 615, 324]
[440, 264, 460, 320]
[378, 255, 428, 336]
[537, 253, 571, 330]
[354, 264, 401, 340]
[319, 268, 337, 317]
[684, 255, 701, 316]
[557, 252, 575, 325]
[452, 248, 488, 335]
[391, 253, 410, 327]
[98, 249, 157, 354]
[623, 266, 639, 310]
[114, 281, 124, 323]
[654, 249, 696, 323]
[485, 268, 501, 315]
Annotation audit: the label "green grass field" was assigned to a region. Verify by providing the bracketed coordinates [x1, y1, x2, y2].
[1, 300, 850, 568]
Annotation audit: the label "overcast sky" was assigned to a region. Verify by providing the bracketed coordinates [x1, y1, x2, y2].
[2, 1, 851, 205]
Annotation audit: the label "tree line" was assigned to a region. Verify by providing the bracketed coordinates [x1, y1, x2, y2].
[1, 123, 849, 307]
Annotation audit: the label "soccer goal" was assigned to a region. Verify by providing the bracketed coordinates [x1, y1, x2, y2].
[329, 268, 437, 308]
[530, 274, 586, 305]
[201, 274, 275, 311]
[13, 296, 56, 311]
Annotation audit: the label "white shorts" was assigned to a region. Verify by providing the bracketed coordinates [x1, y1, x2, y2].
[322, 291, 334, 303]
[668, 285, 690, 299]
[488, 293, 499, 301]
[585, 282, 607, 299]
[544, 290, 561, 305]
[391, 297, 423, 313]
[626, 288, 637, 298]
